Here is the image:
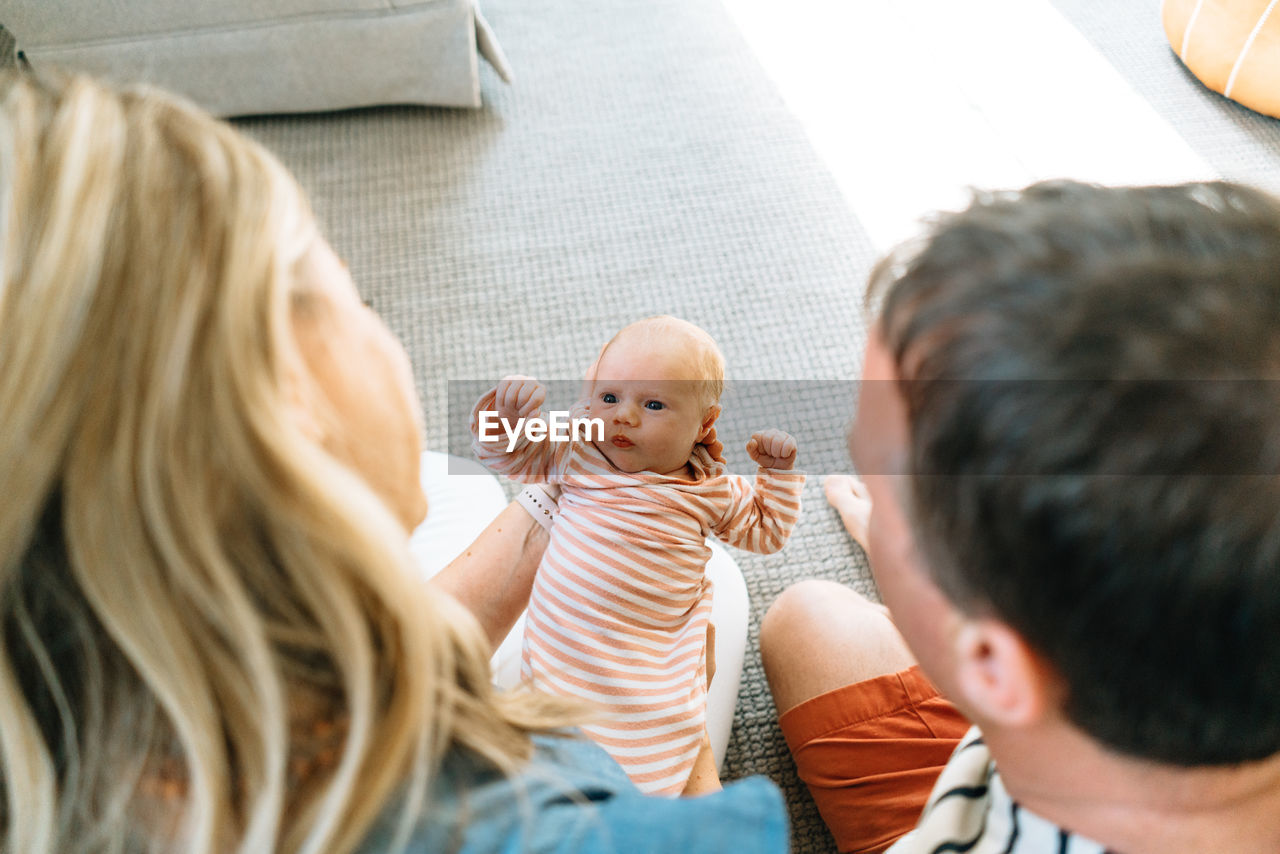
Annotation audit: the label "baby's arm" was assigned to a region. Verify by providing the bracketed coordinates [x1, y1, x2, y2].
[712, 430, 803, 554]
[470, 375, 569, 482]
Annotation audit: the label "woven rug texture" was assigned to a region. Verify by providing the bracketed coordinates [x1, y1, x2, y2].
[234, 1, 878, 849]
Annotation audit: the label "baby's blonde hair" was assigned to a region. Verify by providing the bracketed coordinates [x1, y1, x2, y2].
[606, 315, 725, 405]
[0, 72, 566, 854]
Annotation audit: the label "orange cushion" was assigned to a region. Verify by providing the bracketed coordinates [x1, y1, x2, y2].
[1164, 0, 1280, 119]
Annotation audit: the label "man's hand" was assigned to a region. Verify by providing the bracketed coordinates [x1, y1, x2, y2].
[746, 430, 798, 470]
[494, 375, 546, 423]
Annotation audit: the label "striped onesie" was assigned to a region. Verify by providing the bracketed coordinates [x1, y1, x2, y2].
[471, 391, 803, 795]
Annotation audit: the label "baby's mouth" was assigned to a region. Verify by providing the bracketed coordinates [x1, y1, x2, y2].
[610, 435, 634, 449]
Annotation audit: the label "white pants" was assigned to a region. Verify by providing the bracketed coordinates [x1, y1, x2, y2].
[408, 451, 748, 771]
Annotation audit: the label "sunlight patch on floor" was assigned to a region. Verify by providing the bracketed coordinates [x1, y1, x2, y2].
[720, 0, 1217, 252]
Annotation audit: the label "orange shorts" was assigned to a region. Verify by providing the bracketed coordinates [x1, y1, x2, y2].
[778, 665, 969, 854]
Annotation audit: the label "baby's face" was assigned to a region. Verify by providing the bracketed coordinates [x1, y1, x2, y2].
[589, 336, 717, 476]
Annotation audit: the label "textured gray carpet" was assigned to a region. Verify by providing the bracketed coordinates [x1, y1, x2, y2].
[233, 1, 877, 850]
[0, 3, 873, 847]
[1049, 0, 1280, 192]
[233, 6, 1280, 849]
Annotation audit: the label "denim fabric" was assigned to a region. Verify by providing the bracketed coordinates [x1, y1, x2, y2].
[358, 731, 788, 853]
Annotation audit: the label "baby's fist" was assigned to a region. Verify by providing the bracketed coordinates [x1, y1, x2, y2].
[495, 375, 546, 422]
[747, 430, 798, 470]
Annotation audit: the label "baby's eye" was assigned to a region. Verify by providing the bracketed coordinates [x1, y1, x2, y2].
[601, 393, 618, 404]
[645, 400, 665, 411]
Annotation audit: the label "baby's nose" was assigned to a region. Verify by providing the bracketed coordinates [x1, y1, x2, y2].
[614, 401, 640, 424]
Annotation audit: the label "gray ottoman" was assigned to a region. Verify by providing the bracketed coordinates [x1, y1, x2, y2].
[2, 0, 511, 115]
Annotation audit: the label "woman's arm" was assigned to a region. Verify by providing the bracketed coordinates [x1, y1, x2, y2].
[428, 495, 552, 651]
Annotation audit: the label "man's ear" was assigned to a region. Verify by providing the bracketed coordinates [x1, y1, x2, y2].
[698, 403, 722, 440]
[952, 618, 1054, 728]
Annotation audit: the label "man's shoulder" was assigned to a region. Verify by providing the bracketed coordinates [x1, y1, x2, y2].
[889, 728, 1108, 854]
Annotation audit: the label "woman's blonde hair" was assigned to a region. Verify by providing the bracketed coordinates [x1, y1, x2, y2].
[0, 72, 561, 853]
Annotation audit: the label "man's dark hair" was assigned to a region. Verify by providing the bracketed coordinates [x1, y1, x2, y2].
[875, 180, 1280, 766]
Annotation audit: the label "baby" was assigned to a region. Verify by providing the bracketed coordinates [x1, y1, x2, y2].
[470, 316, 802, 796]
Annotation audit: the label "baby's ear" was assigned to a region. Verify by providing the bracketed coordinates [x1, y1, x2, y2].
[698, 403, 722, 440]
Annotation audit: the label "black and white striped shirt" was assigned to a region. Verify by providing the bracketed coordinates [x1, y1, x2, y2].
[887, 728, 1110, 854]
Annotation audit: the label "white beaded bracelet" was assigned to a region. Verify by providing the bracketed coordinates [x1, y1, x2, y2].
[515, 484, 558, 532]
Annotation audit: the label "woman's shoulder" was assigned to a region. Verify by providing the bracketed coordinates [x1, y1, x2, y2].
[358, 732, 788, 853]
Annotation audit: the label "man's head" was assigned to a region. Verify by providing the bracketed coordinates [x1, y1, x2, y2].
[859, 181, 1280, 766]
